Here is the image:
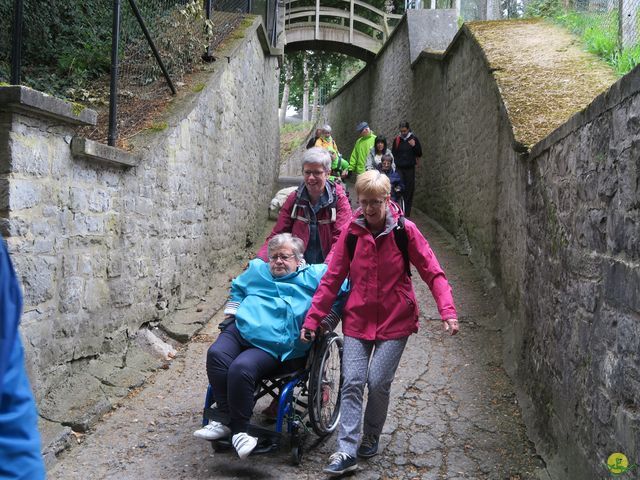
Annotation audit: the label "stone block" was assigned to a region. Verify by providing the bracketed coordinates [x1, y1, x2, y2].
[88, 189, 111, 213]
[134, 328, 177, 361]
[9, 178, 44, 210]
[71, 137, 139, 168]
[0, 86, 97, 126]
[69, 186, 88, 212]
[603, 259, 640, 313]
[12, 254, 57, 306]
[8, 130, 50, 177]
[59, 276, 84, 314]
[84, 278, 110, 313]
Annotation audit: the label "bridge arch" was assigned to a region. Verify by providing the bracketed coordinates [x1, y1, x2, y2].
[284, 0, 402, 61]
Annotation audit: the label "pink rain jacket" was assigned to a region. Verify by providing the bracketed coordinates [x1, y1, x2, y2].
[303, 207, 457, 340]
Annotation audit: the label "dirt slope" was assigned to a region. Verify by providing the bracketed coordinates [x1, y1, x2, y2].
[467, 18, 617, 149]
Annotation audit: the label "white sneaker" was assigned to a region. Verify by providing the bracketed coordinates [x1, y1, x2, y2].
[232, 432, 258, 459]
[193, 421, 231, 440]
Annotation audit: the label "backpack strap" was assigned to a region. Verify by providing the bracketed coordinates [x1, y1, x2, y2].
[346, 217, 411, 277]
[394, 216, 412, 277]
[394, 136, 401, 150]
[346, 233, 358, 262]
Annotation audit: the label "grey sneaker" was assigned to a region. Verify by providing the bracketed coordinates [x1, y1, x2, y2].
[323, 452, 358, 476]
[357, 434, 379, 458]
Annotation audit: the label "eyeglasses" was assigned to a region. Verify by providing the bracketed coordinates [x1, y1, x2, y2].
[358, 199, 385, 208]
[303, 170, 326, 177]
[269, 253, 296, 262]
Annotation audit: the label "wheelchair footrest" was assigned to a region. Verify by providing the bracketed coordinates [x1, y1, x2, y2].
[214, 437, 280, 455]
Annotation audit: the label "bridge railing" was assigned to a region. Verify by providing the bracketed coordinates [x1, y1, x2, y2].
[285, 0, 403, 43]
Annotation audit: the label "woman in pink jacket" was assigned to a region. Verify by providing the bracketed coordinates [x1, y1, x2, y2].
[301, 170, 459, 476]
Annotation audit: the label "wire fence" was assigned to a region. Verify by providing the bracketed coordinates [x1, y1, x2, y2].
[503, 0, 640, 74]
[1, 0, 271, 148]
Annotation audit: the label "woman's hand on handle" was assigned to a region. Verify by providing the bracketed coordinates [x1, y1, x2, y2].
[444, 318, 459, 336]
[300, 327, 316, 343]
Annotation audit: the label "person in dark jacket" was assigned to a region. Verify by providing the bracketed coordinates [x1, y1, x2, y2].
[391, 121, 422, 216]
[306, 128, 323, 149]
[0, 240, 46, 480]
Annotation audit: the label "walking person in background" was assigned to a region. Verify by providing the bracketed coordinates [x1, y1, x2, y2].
[391, 121, 422, 217]
[348, 122, 376, 176]
[306, 128, 323, 149]
[0, 240, 46, 480]
[300, 170, 459, 476]
[365, 135, 394, 171]
[315, 125, 348, 182]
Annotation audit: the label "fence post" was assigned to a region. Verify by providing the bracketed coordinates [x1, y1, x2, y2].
[10, 0, 24, 85]
[202, 0, 215, 61]
[619, 0, 637, 49]
[108, 0, 122, 147]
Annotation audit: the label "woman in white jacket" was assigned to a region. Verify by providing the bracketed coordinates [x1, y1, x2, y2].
[365, 135, 394, 171]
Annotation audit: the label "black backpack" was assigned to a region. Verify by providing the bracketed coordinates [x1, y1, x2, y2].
[345, 216, 411, 277]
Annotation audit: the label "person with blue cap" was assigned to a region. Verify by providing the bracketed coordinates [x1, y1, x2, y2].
[0, 239, 45, 480]
[348, 122, 376, 176]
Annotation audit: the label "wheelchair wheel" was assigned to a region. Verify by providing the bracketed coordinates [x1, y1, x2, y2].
[308, 333, 343, 436]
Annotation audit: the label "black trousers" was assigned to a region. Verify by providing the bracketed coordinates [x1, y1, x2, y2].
[206, 323, 304, 433]
[397, 166, 415, 216]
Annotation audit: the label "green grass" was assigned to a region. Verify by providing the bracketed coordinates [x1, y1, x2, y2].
[526, 0, 640, 75]
[280, 121, 313, 134]
[192, 82, 206, 93]
[147, 121, 168, 132]
[280, 121, 313, 159]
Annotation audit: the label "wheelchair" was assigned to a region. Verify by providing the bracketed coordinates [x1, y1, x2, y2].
[392, 185, 405, 213]
[201, 331, 343, 465]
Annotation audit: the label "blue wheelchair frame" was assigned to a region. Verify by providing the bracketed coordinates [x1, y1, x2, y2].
[200, 331, 343, 463]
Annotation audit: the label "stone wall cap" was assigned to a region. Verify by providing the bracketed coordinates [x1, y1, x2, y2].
[71, 137, 140, 168]
[0, 86, 97, 126]
[530, 63, 640, 158]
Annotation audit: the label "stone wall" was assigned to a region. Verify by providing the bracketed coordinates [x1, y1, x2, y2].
[324, 13, 640, 478]
[0, 17, 279, 458]
[521, 68, 640, 478]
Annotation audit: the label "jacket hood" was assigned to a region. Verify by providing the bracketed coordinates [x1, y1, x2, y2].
[351, 201, 402, 236]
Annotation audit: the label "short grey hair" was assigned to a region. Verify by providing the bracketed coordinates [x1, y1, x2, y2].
[301, 147, 331, 172]
[321, 124, 332, 133]
[267, 233, 305, 261]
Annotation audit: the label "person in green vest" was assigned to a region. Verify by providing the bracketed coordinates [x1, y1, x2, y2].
[348, 122, 376, 176]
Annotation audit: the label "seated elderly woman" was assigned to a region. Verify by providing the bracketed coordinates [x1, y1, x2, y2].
[193, 233, 341, 459]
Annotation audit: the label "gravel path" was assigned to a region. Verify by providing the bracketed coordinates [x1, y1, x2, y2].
[49, 211, 549, 479]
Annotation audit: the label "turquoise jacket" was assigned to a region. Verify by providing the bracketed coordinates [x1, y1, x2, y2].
[224, 259, 340, 361]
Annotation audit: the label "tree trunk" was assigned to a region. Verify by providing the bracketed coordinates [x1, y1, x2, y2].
[302, 56, 310, 122]
[279, 82, 290, 126]
[279, 61, 291, 127]
[311, 82, 319, 122]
